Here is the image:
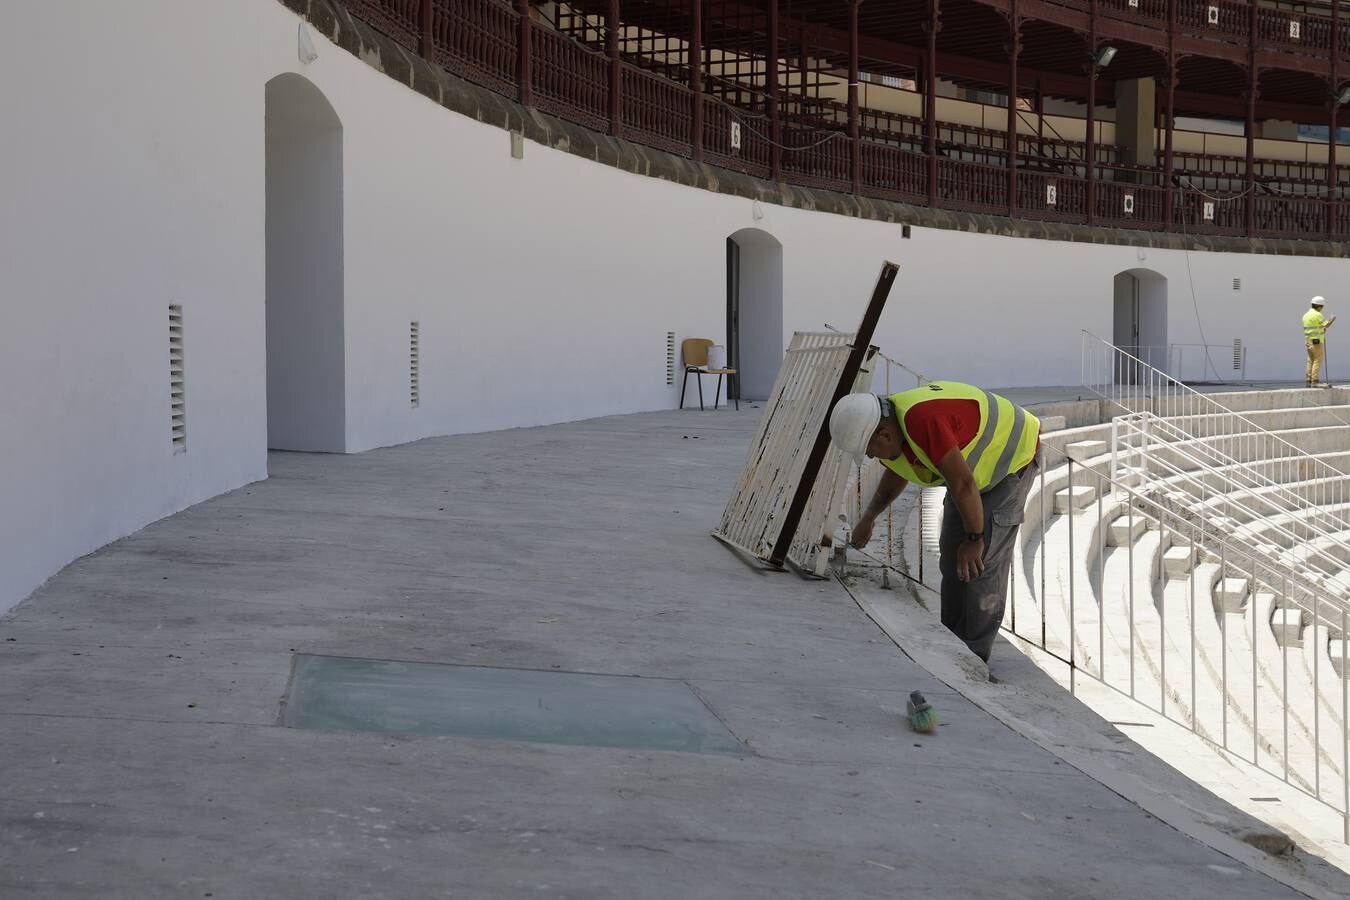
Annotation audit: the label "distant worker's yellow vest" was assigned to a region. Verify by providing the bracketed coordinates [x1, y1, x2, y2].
[879, 382, 1040, 491]
[1304, 309, 1329, 342]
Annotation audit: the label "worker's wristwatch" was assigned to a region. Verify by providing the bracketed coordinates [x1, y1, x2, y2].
[965, 531, 984, 543]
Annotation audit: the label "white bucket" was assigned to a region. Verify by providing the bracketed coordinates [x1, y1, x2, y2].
[706, 344, 727, 370]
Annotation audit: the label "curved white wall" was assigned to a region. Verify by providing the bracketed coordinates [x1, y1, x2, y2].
[3, 0, 1349, 614]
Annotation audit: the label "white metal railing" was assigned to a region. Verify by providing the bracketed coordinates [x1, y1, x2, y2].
[1085, 330, 1350, 556]
[836, 339, 1350, 845]
[1111, 411, 1350, 607]
[874, 440, 1350, 844]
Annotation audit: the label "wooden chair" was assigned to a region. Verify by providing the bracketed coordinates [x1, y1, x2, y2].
[679, 338, 738, 410]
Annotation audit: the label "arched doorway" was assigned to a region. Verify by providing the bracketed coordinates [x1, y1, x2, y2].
[726, 228, 784, 401]
[264, 74, 345, 452]
[1112, 268, 1168, 381]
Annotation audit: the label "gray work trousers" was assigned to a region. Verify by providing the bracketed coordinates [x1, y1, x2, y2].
[938, 455, 1038, 663]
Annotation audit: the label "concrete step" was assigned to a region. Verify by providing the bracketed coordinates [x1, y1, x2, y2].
[1331, 639, 1350, 678]
[1107, 515, 1148, 547]
[1213, 577, 1251, 613]
[1162, 545, 1197, 579]
[1054, 485, 1097, 514]
[1270, 607, 1307, 648]
[1066, 440, 1107, 462]
[1039, 415, 1067, 433]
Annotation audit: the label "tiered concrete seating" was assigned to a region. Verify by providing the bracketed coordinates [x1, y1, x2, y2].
[897, 388, 1350, 798]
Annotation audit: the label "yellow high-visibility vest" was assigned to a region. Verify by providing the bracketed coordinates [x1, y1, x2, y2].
[879, 381, 1040, 491]
[1304, 309, 1329, 342]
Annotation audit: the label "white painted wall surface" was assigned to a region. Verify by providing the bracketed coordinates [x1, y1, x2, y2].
[2, 0, 1349, 613]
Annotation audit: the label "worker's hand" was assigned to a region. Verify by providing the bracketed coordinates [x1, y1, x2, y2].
[956, 537, 986, 582]
[850, 516, 876, 549]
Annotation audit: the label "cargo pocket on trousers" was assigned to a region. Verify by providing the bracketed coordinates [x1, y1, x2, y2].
[992, 505, 1024, 528]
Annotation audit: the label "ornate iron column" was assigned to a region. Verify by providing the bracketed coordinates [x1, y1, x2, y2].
[517, 0, 532, 107]
[768, 0, 781, 180]
[691, 0, 703, 160]
[608, 0, 621, 136]
[1085, 0, 1098, 225]
[419, 0, 433, 59]
[1245, 4, 1258, 237]
[924, 0, 940, 208]
[849, 0, 861, 194]
[1163, 0, 1176, 231]
[1007, 4, 1020, 218]
[1329, 0, 1340, 240]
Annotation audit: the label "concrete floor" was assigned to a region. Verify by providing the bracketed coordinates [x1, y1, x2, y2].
[0, 407, 1328, 898]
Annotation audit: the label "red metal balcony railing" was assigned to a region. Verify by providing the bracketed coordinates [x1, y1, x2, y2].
[858, 143, 928, 203]
[701, 96, 771, 178]
[530, 26, 608, 132]
[431, 0, 516, 97]
[621, 65, 693, 157]
[1177, 0, 1248, 41]
[1095, 180, 1167, 231]
[937, 158, 1009, 214]
[335, 0, 1350, 244]
[347, 0, 420, 51]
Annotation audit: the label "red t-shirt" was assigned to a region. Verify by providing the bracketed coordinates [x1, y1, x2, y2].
[900, 399, 981, 469]
[898, 398, 1041, 473]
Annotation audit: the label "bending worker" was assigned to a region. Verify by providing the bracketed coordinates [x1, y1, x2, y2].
[829, 383, 1040, 663]
[1304, 296, 1336, 387]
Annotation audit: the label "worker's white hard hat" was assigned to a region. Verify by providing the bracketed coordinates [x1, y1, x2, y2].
[829, 393, 882, 463]
[1312, 296, 1327, 307]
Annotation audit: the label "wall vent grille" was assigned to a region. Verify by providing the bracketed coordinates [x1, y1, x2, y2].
[1233, 338, 1244, 371]
[1232, 277, 1242, 291]
[410, 321, 421, 408]
[666, 332, 676, 385]
[169, 304, 186, 451]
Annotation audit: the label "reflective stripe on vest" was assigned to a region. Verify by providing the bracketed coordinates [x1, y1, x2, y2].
[879, 381, 1040, 492]
[1304, 309, 1328, 341]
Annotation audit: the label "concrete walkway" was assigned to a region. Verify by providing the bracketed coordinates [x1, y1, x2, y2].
[0, 408, 1328, 898]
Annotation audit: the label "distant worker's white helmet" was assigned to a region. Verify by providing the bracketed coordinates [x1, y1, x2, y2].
[1312, 296, 1326, 307]
[829, 394, 882, 464]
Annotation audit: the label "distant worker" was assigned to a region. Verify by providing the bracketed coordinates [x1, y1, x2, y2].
[829, 383, 1040, 664]
[1305, 297, 1336, 387]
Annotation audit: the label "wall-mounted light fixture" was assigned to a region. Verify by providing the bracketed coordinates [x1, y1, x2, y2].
[1337, 85, 1350, 106]
[1093, 45, 1118, 68]
[752, 200, 764, 221]
[298, 24, 319, 64]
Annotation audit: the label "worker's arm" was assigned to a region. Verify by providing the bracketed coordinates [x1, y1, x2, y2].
[849, 468, 907, 549]
[936, 447, 985, 582]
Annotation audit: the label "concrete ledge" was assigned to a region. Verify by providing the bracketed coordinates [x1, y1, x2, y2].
[838, 571, 1350, 898]
[285, 0, 1350, 258]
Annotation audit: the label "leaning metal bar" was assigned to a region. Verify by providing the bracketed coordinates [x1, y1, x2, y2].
[1253, 555, 1260, 765]
[1316, 592, 1321, 800]
[1221, 543, 1228, 750]
[1160, 513, 1167, 716]
[1069, 457, 1077, 695]
[1343, 604, 1348, 843]
[1129, 498, 1136, 698]
[1284, 573, 1290, 783]
[769, 262, 897, 567]
[1040, 462, 1047, 649]
[1098, 486, 1105, 679]
[1190, 523, 1197, 730]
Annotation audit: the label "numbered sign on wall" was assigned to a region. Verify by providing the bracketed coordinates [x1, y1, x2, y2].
[1123, 193, 1135, 214]
[1207, 5, 1219, 24]
[1203, 201, 1216, 221]
[1289, 20, 1301, 39]
[1045, 182, 1057, 206]
[730, 121, 742, 151]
